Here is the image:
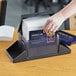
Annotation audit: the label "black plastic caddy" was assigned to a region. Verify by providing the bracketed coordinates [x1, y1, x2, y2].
[6, 12, 71, 63]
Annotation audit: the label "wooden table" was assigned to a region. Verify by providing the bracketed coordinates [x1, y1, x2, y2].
[0, 29, 76, 76]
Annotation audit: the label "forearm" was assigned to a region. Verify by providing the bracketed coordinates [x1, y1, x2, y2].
[60, 0, 76, 20]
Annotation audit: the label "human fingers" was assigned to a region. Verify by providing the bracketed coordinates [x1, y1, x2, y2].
[53, 26, 59, 33]
[43, 20, 53, 34]
[47, 23, 58, 36]
[43, 19, 50, 33]
[49, 23, 58, 32]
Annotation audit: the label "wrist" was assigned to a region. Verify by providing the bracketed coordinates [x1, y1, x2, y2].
[59, 11, 66, 22]
[53, 12, 65, 25]
[60, 1, 76, 20]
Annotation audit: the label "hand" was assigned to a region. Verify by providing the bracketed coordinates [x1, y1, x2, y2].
[43, 12, 65, 36]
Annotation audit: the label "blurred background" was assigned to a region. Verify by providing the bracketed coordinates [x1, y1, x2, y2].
[5, 0, 71, 29]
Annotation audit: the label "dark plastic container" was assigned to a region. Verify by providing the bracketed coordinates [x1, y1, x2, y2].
[6, 12, 71, 63]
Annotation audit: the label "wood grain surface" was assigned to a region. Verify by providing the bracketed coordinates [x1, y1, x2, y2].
[0, 29, 76, 76]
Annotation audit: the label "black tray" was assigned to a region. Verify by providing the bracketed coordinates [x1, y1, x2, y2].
[6, 12, 71, 63]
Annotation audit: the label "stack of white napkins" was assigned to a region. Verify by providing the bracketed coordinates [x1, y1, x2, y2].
[0, 25, 14, 41]
[22, 15, 50, 41]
